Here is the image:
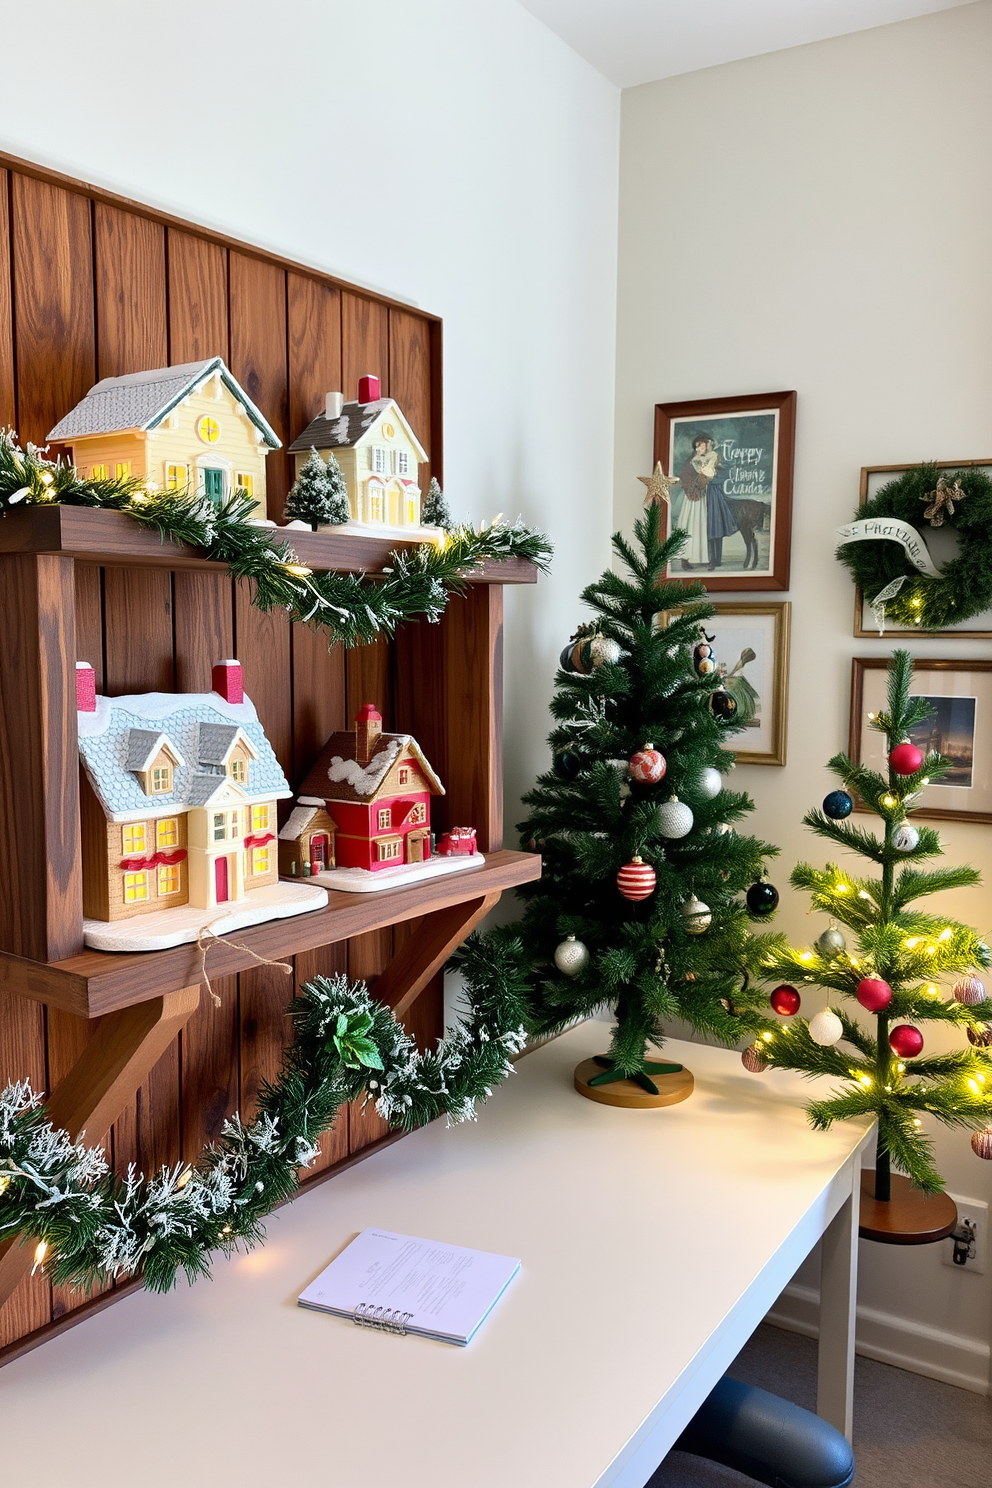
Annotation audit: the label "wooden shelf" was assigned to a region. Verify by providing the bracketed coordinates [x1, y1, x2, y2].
[0, 506, 538, 583]
[0, 850, 541, 1019]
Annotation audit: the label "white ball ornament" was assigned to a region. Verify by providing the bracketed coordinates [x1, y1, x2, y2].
[808, 1008, 844, 1047]
[892, 821, 920, 853]
[554, 936, 590, 977]
[698, 767, 722, 801]
[658, 796, 694, 839]
[682, 895, 712, 934]
[589, 634, 622, 668]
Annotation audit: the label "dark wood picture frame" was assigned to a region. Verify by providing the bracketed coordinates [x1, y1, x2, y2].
[849, 656, 992, 824]
[653, 390, 796, 591]
[853, 459, 992, 638]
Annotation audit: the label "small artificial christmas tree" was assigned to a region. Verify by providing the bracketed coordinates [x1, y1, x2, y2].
[421, 476, 453, 529]
[761, 650, 992, 1199]
[284, 448, 350, 530]
[515, 513, 781, 1096]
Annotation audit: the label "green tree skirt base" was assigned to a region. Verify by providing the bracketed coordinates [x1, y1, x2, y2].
[588, 1054, 684, 1095]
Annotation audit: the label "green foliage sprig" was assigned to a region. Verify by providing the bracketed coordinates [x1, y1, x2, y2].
[0, 430, 551, 648]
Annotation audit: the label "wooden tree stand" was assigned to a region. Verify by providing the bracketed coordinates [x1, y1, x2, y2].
[858, 1169, 958, 1246]
[574, 1057, 694, 1109]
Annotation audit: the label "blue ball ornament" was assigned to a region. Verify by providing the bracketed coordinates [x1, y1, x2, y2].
[823, 790, 853, 820]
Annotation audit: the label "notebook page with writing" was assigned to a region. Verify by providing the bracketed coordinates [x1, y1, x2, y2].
[298, 1228, 520, 1345]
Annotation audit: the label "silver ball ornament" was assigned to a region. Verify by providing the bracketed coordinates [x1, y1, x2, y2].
[682, 895, 711, 934]
[808, 1008, 844, 1046]
[554, 935, 590, 977]
[816, 926, 847, 957]
[589, 634, 622, 668]
[892, 821, 920, 853]
[658, 796, 694, 839]
[698, 767, 722, 801]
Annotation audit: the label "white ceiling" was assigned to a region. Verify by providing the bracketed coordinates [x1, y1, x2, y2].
[516, 0, 971, 87]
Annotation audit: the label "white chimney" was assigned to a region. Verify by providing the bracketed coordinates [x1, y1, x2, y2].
[325, 391, 344, 419]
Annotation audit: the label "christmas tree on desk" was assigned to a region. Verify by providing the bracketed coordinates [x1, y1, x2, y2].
[760, 650, 992, 1240]
[515, 512, 781, 1108]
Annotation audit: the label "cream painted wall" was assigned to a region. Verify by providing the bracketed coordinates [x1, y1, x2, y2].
[615, 2, 992, 1384]
[0, 0, 619, 838]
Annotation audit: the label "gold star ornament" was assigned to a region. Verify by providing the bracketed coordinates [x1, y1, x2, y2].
[638, 462, 678, 507]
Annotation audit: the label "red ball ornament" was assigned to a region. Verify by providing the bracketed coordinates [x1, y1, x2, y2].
[628, 744, 667, 784]
[770, 985, 801, 1016]
[741, 1042, 770, 1074]
[889, 1024, 924, 1058]
[617, 856, 656, 901]
[856, 977, 893, 1012]
[889, 741, 924, 775]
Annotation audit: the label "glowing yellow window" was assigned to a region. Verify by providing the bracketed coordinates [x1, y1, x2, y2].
[405, 495, 417, 525]
[234, 472, 254, 497]
[115, 461, 132, 480]
[157, 864, 180, 896]
[123, 871, 148, 903]
[369, 485, 384, 523]
[122, 824, 146, 855]
[165, 462, 189, 490]
[156, 818, 178, 849]
[230, 758, 246, 783]
[90, 464, 108, 481]
[197, 415, 221, 444]
[378, 839, 402, 862]
[377, 807, 391, 830]
[251, 803, 269, 832]
[251, 846, 270, 875]
[151, 766, 172, 794]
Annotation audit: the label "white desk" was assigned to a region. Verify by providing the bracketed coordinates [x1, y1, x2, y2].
[0, 1025, 872, 1488]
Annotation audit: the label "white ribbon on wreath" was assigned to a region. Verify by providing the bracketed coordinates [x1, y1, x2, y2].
[836, 516, 944, 634]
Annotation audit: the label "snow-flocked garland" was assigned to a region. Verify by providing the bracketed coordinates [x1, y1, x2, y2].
[0, 938, 530, 1294]
[0, 430, 552, 648]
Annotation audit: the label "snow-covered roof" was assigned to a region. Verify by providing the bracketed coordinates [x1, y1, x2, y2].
[78, 689, 291, 823]
[124, 730, 185, 773]
[295, 728, 443, 807]
[287, 398, 428, 462]
[279, 804, 323, 841]
[47, 357, 281, 449]
[197, 723, 257, 767]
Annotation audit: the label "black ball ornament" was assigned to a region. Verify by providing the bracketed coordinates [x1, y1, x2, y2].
[554, 746, 581, 780]
[822, 790, 853, 820]
[710, 689, 738, 722]
[746, 879, 780, 918]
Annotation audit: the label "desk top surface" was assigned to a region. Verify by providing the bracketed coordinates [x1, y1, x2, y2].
[0, 1025, 871, 1488]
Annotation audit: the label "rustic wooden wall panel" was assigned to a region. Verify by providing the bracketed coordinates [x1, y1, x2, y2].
[341, 292, 389, 400]
[229, 253, 289, 519]
[0, 171, 13, 427]
[287, 273, 342, 442]
[388, 308, 432, 489]
[0, 990, 49, 1344]
[94, 205, 167, 377]
[166, 231, 228, 364]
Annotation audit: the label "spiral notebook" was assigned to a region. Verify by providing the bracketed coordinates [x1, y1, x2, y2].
[298, 1228, 520, 1346]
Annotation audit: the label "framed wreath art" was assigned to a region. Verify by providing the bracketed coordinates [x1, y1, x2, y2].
[837, 460, 992, 633]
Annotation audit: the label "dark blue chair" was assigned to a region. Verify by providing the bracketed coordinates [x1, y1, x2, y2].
[671, 1376, 855, 1488]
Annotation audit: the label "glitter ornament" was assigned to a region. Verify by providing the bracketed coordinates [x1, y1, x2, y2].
[817, 925, 847, 956]
[856, 977, 892, 1012]
[967, 1024, 992, 1048]
[658, 797, 694, 838]
[953, 976, 987, 1006]
[770, 985, 801, 1016]
[971, 1127, 992, 1160]
[682, 895, 711, 934]
[892, 821, 920, 853]
[745, 879, 779, 917]
[741, 1042, 770, 1074]
[559, 630, 622, 675]
[698, 767, 723, 800]
[889, 741, 924, 775]
[710, 689, 738, 722]
[889, 1024, 924, 1058]
[628, 744, 667, 784]
[617, 856, 656, 901]
[554, 936, 590, 977]
[808, 1008, 844, 1046]
[589, 634, 622, 668]
[822, 790, 853, 820]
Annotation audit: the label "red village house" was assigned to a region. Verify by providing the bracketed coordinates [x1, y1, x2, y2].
[279, 705, 443, 877]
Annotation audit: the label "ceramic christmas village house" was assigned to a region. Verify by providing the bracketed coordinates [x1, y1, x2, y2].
[48, 357, 281, 513]
[278, 704, 482, 893]
[287, 376, 432, 536]
[77, 659, 326, 951]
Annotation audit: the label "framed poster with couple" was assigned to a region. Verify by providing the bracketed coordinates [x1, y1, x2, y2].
[652, 390, 796, 591]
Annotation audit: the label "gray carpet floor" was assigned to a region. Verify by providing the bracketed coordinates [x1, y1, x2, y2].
[648, 1324, 992, 1488]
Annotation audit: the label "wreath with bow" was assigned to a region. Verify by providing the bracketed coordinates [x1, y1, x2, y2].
[836, 463, 992, 631]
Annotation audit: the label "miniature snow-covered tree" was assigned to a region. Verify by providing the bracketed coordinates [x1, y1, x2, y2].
[761, 649, 992, 1200]
[284, 448, 350, 529]
[421, 476, 453, 529]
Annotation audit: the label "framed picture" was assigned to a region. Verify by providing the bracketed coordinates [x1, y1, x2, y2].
[849, 657, 992, 822]
[853, 459, 992, 637]
[653, 390, 796, 591]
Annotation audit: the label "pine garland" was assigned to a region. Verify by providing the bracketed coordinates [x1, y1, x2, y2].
[0, 430, 551, 648]
[0, 959, 529, 1295]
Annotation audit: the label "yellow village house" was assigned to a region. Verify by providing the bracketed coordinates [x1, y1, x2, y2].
[288, 374, 429, 531]
[48, 357, 281, 513]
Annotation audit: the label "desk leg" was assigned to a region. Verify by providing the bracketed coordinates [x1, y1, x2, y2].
[816, 1172, 859, 1441]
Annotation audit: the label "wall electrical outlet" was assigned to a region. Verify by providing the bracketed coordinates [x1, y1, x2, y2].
[942, 1195, 988, 1274]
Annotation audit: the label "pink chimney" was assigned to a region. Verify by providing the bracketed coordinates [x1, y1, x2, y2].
[358, 374, 381, 404]
[355, 703, 382, 765]
[76, 661, 96, 712]
[212, 659, 244, 705]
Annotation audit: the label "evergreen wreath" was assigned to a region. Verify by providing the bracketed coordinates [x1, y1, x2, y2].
[0, 431, 551, 648]
[0, 941, 529, 1294]
[837, 462, 992, 630]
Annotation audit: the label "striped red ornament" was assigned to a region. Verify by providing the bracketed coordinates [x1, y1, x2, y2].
[617, 856, 656, 901]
